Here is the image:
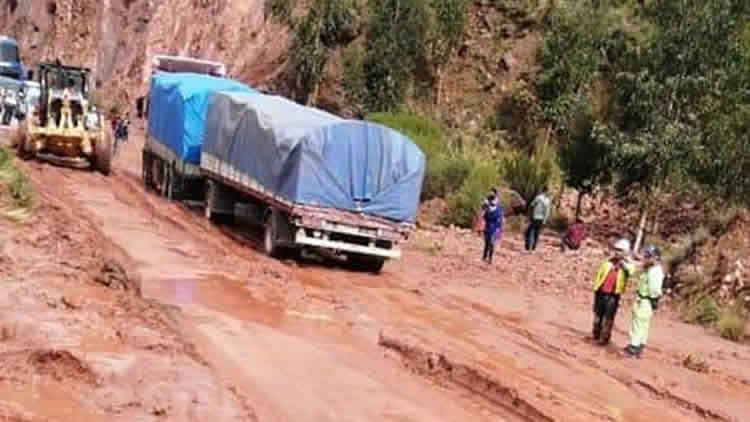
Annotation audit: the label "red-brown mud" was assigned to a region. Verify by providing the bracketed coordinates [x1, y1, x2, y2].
[3, 123, 749, 421]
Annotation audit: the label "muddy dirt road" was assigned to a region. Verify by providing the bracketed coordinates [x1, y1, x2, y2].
[8, 124, 750, 421]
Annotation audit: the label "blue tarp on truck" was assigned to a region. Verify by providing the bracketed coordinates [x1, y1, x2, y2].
[202, 92, 426, 223]
[147, 72, 256, 164]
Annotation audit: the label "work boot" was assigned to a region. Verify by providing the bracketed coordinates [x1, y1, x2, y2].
[624, 344, 641, 358]
[599, 318, 614, 345]
[592, 320, 602, 341]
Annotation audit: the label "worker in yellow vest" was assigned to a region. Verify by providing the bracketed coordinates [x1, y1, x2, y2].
[624, 245, 664, 358]
[591, 238, 635, 345]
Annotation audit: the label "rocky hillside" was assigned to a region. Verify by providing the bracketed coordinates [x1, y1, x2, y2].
[1, 1, 540, 128]
[0, 0, 288, 113]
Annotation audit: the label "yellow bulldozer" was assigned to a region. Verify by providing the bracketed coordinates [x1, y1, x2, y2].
[14, 61, 111, 174]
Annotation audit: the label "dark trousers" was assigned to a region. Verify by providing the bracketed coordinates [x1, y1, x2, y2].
[482, 231, 496, 262]
[592, 291, 620, 344]
[525, 218, 544, 251]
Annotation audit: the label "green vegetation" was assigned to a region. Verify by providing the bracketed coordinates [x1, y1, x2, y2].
[716, 307, 745, 342]
[0, 145, 32, 219]
[681, 296, 721, 326]
[445, 163, 499, 227]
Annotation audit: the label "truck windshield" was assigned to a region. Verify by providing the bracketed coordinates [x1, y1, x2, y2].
[0, 43, 19, 63]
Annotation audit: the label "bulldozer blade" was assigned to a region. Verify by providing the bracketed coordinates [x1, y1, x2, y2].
[36, 152, 91, 169]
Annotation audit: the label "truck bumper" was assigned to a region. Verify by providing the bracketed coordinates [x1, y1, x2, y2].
[294, 228, 401, 259]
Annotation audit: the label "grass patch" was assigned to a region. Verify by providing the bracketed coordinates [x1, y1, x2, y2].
[716, 307, 745, 342]
[443, 162, 500, 228]
[681, 296, 720, 326]
[0, 145, 33, 219]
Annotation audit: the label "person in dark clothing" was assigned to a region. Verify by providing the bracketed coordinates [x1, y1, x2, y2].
[525, 186, 551, 252]
[561, 217, 586, 252]
[591, 238, 635, 345]
[482, 191, 503, 264]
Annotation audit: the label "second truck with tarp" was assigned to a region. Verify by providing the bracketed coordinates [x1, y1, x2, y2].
[201, 92, 425, 272]
[142, 71, 256, 199]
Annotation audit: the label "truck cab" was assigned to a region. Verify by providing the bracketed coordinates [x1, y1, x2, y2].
[0, 36, 26, 81]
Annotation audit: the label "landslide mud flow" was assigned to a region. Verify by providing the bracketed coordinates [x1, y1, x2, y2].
[12, 124, 750, 421]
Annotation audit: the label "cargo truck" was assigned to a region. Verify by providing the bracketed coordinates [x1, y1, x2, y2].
[142, 71, 256, 200]
[200, 92, 425, 273]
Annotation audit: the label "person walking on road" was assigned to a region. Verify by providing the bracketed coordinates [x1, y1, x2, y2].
[525, 186, 550, 252]
[624, 245, 664, 358]
[591, 238, 635, 345]
[481, 190, 503, 264]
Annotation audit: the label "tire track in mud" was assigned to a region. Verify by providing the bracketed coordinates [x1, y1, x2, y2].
[378, 334, 556, 422]
[444, 296, 734, 422]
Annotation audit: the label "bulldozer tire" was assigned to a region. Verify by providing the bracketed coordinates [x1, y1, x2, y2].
[20, 131, 35, 161]
[9, 125, 24, 148]
[95, 132, 113, 175]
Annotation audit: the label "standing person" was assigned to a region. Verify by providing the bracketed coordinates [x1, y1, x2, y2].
[624, 245, 664, 358]
[561, 217, 587, 252]
[591, 238, 635, 345]
[481, 191, 503, 264]
[525, 186, 551, 251]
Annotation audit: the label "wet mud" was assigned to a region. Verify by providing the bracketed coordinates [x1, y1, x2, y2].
[2, 123, 749, 421]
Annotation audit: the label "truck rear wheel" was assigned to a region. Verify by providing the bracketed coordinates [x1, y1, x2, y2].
[95, 132, 112, 175]
[142, 150, 153, 189]
[204, 180, 215, 220]
[263, 209, 282, 258]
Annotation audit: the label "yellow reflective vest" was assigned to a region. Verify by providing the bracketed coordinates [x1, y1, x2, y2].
[592, 259, 635, 295]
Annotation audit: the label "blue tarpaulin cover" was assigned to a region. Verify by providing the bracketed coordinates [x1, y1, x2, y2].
[202, 93, 426, 223]
[147, 72, 256, 164]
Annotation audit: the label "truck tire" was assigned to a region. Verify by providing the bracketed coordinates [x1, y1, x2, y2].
[95, 132, 113, 175]
[204, 180, 214, 220]
[165, 163, 174, 200]
[263, 208, 285, 258]
[349, 254, 386, 274]
[142, 150, 153, 189]
[20, 131, 35, 160]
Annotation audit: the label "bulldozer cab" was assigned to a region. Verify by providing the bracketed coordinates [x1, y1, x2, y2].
[38, 62, 91, 128]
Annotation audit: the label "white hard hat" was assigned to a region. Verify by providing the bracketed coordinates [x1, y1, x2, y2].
[614, 238, 631, 252]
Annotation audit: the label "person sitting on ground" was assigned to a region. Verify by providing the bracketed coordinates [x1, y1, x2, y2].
[561, 217, 587, 252]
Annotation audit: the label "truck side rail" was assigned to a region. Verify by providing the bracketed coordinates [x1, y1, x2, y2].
[145, 135, 201, 177]
[200, 152, 412, 237]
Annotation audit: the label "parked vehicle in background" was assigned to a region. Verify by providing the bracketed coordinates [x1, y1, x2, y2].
[201, 93, 425, 273]
[0, 36, 27, 81]
[140, 55, 228, 118]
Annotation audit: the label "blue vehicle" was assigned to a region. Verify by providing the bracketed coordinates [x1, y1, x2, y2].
[0, 36, 26, 81]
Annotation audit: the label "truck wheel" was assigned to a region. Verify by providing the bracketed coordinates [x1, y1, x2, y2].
[142, 150, 153, 189]
[204, 182, 213, 220]
[159, 160, 169, 197]
[165, 164, 174, 200]
[349, 254, 386, 274]
[95, 132, 112, 175]
[263, 209, 283, 258]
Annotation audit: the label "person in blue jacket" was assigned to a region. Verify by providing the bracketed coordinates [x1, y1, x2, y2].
[482, 189, 503, 264]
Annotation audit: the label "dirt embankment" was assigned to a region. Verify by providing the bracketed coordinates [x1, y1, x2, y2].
[0, 0, 288, 112]
[0, 154, 256, 420]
